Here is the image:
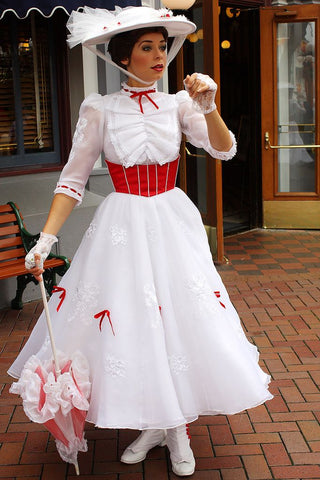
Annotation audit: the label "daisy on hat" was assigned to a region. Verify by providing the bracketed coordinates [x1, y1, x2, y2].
[66, 5, 196, 84]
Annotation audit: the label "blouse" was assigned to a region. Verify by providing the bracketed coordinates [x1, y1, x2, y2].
[54, 82, 236, 205]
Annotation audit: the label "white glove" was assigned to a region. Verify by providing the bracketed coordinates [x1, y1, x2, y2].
[25, 232, 58, 270]
[184, 73, 217, 115]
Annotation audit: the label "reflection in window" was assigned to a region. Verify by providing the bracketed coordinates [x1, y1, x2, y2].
[277, 22, 315, 192]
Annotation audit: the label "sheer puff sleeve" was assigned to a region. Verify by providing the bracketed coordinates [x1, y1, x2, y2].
[176, 90, 236, 161]
[54, 93, 105, 205]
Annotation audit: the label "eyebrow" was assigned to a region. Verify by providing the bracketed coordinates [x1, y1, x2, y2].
[138, 39, 167, 46]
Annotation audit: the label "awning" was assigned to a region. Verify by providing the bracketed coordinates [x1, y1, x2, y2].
[0, 0, 141, 20]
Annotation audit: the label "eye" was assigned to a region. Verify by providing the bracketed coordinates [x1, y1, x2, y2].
[142, 46, 152, 51]
[160, 45, 167, 51]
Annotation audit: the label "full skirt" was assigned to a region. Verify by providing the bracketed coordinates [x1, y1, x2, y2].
[8, 188, 273, 429]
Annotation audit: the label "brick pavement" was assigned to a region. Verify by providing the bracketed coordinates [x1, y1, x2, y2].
[0, 229, 319, 479]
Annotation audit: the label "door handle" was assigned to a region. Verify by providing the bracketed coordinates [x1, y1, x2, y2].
[185, 146, 206, 158]
[264, 132, 320, 150]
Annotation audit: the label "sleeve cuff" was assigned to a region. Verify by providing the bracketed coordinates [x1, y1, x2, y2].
[206, 131, 237, 161]
[54, 183, 84, 206]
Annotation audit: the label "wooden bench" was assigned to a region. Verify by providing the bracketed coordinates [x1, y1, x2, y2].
[0, 202, 70, 309]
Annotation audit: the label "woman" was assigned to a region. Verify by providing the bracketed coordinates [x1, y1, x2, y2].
[8, 6, 273, 477]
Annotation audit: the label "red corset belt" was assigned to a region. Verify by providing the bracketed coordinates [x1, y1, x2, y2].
[105, 158, 179, 197]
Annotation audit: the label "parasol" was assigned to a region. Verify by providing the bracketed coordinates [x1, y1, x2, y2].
[10, 276, 91, 475]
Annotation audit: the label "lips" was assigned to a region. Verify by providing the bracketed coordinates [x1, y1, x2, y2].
[151, 64, 164, 72]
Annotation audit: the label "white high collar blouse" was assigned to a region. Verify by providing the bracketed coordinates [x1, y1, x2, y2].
[55, 82, 236, 204]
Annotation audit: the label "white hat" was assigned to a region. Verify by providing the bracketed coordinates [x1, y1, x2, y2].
[67, 6, 196, 84]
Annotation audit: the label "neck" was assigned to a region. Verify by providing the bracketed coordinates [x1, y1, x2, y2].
[126, 79, 155, 88]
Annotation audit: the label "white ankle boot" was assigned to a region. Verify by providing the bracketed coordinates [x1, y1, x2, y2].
[166, 424, 195, 476]
[121, 429, 167, 464]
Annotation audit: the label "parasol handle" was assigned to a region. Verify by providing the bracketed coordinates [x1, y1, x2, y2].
[39, 275, 61, 376]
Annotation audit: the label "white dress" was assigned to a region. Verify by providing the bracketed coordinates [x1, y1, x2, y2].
[8, 82, 273, 430]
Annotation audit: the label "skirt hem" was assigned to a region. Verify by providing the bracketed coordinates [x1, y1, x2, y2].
[86, 392, 274, 430]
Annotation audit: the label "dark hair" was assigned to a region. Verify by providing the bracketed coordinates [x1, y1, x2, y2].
[108, 26, 168, 68]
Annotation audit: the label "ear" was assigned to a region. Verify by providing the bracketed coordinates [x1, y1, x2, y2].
[121, 58, 129, 66]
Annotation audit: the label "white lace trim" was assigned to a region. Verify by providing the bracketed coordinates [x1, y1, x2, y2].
[110, 224, 127, 246]
[209, 131, 237, 161]
[104, 354, 127, 378]
[86, 222, 97, 238]
[121, 81, 158, 94]
[69, 281, 100, 324]
[168, 355, 189, 375]
[73, 118, 88, 144]
[176, 217, 190, 236]
[146, 225, 158, 243]
[186, 274, 219, 313]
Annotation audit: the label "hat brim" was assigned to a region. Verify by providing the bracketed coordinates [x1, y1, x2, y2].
[83, 18, 196, 46]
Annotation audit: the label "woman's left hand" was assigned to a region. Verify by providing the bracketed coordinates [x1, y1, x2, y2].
[183, 73, 217, 115]
[184, 73, 217, 99]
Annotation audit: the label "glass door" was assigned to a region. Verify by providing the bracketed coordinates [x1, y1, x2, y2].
[276, 20, 316, 193]
[261, 5, 319, 228]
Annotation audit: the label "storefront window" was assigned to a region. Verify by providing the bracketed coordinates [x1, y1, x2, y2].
[0, 12, 61, 169]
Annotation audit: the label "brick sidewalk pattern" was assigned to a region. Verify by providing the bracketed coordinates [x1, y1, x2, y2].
[0, 229, 319, 479]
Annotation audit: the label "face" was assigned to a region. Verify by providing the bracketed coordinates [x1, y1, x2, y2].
[122, 32, 167, 87]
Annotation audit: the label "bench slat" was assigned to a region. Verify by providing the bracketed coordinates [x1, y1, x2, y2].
[0, 213, 17, 224]
[0, 237, 23, 249]
[0, 258, 66, 279]
[0, 247, 26, 261]
[0, 205, 13, 213]
[0, 225, 20, 236]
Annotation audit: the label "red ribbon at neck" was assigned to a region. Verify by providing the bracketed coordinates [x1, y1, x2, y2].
[123, 88, 159, 114]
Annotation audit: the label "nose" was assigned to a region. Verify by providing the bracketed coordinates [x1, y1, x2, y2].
[155, 48, 164, 59]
